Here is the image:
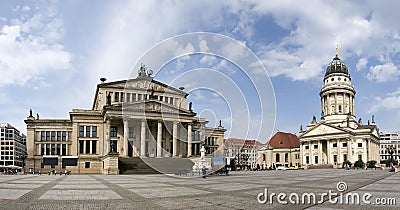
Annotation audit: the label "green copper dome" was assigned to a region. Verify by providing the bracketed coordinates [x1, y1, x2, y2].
[325, 55, 348, 76]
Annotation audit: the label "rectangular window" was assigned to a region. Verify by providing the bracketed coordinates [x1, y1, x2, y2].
[333, 155, 337, 163]
[343, 154, 347, 162]
[314, 144, 318, 149]
[79, 140, 84, 154]
[169, 97, 174, 105]
[86, 126, 90, 137]
[358, 143, 362, 147]
[46, 144, 50, 155]
[85, 141, 90, 154]
[85, 162, 90, 168]
[343, 142, 347, 147]
[164, 96, 168, 103]
[305, 145, 309, 149]
[159, 96, 163, 102]
[110, 126, 118, 137]
[121, 92, 124, 102]
[41, 144, 45, 155]
[144, 94, 147, 100]
[284, 153, 288, 162]
[92, 140, 97, 154]
[57, 131, 61, 141]
[62, 131, 66, 141]
[126, 93, 131, 102]
[79, 126, 84, 137]
[62, 144, 66, 156]
[92, 126, 97, 137]
[314, 156, 318, 164]
[358, 154, 362, 161]
[306, 156, 309, 164]
[333, 143, 337, 147]
[57, 144, 61, 155]
[114, 92, 119, 102]
[51, 144, 56, 155]
[132, 93, 136, 101]
[46, 131, 50, 141]
[41, 131, 45, 141]
[138, 94, 142, 101]
[128, 127, 134, 138]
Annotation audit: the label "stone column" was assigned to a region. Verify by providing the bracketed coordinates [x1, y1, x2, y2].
[194, 143, 198, 156]
[157, 121, 162, 157]
[123, 119, 129, 157]
[334, 93, 338, 114]
[187, 123, 192, 157]
[105, 119, 111, 154]
[172, 122, 178, 157]
[318, 141, 322, 164]
[300, 142, 303, 165]
[140, 120, 146, 156]
[337, 139, 341, 163]
[309, 141, 312, 164]
[327, 140, 331, 164]
[364, 139, 368, 162]
[347, 138, 352, 162]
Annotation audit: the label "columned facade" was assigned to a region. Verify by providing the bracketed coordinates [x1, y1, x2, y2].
[24, 67, 226, 174]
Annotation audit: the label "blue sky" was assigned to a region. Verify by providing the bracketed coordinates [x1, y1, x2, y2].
[1, 1, 400, 142]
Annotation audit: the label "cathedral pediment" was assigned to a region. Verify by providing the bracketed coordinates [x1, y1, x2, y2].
[300, 123, 352, 139]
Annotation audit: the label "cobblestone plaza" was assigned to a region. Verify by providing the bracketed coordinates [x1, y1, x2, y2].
[0, 169, 398, 209]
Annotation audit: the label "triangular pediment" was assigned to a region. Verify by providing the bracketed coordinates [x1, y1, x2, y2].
[300, 123, 351, 138]
[99, 78, 186, 96]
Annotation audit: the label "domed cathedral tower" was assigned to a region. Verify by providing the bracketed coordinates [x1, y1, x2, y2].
[320, 47, 357, 128]
[299, 46, 380, 168]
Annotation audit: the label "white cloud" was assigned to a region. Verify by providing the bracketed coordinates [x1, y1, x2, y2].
[367, 62, 400, 82]
[370, 89, 400, 113]
[0, 6, 71, 87]
[198, 39, 210, 52]
[199, 55, 217, 65]
[356, 58, 368, 71]
[243, 1, 400, 81]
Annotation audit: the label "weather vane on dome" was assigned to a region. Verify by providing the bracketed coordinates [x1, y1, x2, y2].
[336, 44, 339, 57]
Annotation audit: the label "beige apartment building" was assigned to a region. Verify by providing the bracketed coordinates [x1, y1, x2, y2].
[25, 66, 225, 174]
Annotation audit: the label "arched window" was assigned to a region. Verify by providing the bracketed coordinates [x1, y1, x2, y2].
[276, 153, 280, 162]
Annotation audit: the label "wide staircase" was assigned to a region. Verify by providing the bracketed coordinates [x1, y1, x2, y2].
[119, 157, 194, 175]
[308, 164, 334, 169]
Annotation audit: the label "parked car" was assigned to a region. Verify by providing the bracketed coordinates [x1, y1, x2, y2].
[277, 166, 289, 170]
[289, 165, 299, 170]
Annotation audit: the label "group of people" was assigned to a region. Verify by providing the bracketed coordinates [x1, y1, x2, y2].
[47, 169, 70, 176]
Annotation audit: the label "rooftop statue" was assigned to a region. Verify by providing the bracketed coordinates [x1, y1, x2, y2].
[138, 64, 153, 77]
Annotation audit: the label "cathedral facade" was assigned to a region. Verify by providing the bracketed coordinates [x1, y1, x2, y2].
[299, 50, 380, 168]
[25, 67, 225, 174]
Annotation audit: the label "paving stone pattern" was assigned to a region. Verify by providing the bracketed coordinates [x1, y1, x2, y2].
[0, 170, 398, 209]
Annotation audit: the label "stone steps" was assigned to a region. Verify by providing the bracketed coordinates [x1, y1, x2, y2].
[118, 157, 195, 175]
[308, 164, 334, 169]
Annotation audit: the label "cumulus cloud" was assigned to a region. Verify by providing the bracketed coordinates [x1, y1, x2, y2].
[244, 1, 400, 81]
[356, 58, 368, 71]
[0, 5, 71, 87]
[370, 88, 400, 113]
[367, 62, 400, 82]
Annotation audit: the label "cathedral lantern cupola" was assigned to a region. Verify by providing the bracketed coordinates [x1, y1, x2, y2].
[319, 46, 356, 125]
